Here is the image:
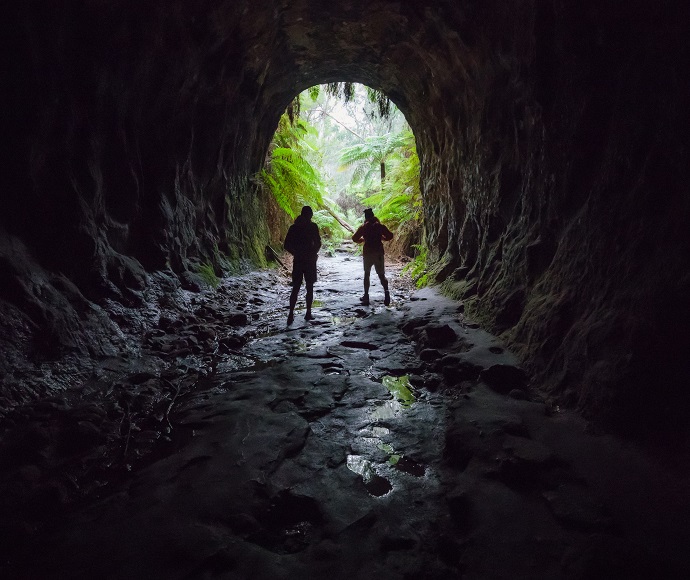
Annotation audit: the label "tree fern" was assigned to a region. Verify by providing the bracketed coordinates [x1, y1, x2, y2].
[339, 132, 410, 191]
[257, 111, 325, 218]
[360, 128, 422, 254]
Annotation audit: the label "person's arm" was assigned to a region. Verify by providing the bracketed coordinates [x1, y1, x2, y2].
[352, 225, 364, 244]
[313, 224, 322, 253]
[284, 225, 295, 255]
[381, 224, 394, 241]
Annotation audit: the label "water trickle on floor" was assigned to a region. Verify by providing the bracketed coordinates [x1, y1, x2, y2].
[382, 375, 415, 407]
[346, 374, 428, 494]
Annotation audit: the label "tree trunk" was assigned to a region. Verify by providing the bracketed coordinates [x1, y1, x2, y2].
[320, 202, 355, 233]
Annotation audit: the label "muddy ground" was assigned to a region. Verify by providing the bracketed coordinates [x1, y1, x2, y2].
[1, 244, 689, 579]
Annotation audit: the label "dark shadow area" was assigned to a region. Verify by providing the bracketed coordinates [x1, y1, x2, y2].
[2, 1, 690, 578]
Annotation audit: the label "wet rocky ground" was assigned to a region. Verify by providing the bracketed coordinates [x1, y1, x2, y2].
[1, 245, 690, 579]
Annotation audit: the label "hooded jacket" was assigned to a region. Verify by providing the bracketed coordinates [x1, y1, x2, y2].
[352, 217, 394, 255]
[284, 215, 321, 260]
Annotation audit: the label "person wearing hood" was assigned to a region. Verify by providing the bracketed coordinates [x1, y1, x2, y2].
[352, 207, 394, 306]
[283, 205, 321, 324]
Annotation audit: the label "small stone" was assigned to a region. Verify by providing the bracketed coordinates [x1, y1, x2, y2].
[420, 348, 441, 362]
[422, 324, 457, 348]
[441, 361, 483, 385]
[508, 388, 529, 400]
[227, 312, 249, 326]
[480, 364, 527, 394]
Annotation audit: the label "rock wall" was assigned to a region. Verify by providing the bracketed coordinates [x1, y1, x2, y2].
[3, 0, 690, 436]
[414, 1, 690, 436]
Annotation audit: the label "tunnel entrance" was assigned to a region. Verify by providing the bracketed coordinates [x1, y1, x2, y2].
[3, 1, 690, 576]
[259, 83, 424, 272]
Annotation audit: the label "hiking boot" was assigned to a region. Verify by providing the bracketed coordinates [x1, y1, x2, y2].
[305, 312, 315, 321]
[287, 312, 295, 325]
[384, 291, 391, 306]
[360, 294, 370, 306]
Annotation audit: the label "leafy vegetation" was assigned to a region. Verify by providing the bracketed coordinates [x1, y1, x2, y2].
[257, 115, 324, 218]
[339, 132, 409, 191]
[257, 83, 428, 283]
[196, 262, 220, 288]
[403, 244, 429, 288]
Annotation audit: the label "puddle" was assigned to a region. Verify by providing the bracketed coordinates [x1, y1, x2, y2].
[346, 375, 427, 497]
[370, 375, 416, 420]
[346, 455, 393, 497]
[330, 316, 356, 326]
[377, 443, 394, 454]
[371, 401, 402, 421]
[393, 456, 426, 477]
[382, 375, 415, 407]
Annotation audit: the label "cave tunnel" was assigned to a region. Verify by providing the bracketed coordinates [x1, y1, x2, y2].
[2, 1, 690, 578]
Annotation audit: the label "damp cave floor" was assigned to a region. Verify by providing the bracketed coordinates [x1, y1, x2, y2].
[3, 246, 690, 579]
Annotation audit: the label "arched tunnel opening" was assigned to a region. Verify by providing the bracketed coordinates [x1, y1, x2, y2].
[261, 81, 422, 261]
[2, 1, 690, 577]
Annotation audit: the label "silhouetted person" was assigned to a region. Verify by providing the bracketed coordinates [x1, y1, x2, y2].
[283, 206, 321, 325]
[352, 207, 394, 306]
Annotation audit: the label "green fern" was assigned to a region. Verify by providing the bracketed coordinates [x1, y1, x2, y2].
[403, 244, 429, 288]
[256, 113, 325, 218]
[339, 132, 409, 191]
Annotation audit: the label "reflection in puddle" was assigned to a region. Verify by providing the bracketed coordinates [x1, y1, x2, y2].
[346, 455, 393, 497]
[346, 376, 428, 497]
[371, 377, 416, 421]
[371, 401, 401, 420]
[330, 316, 356, 326]
[377, 443, 394, 454]
[394, 456, 426, 477]
[382, 375, 415, 407]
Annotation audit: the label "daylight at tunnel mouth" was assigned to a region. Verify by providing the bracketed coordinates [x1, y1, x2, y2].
[2, 1, 690, 578]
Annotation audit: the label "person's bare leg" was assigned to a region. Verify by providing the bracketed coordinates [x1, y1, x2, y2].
[288, 284, 299, 325]
[305, 282, 315, 320]
[375, 256, 390, 305]
[361, 265, 371, 305]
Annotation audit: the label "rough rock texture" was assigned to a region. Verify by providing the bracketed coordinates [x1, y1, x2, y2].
[3, 0, 690, 435]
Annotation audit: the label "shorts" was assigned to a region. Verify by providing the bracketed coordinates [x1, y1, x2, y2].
[363, 252, 386, 277]
[292, 258, 317, 285]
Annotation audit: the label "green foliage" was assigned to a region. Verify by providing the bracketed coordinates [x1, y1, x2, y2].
[307, 85, 321, 101]
[339, 132, 409, 190]
[197, 262, 220, 288]
[403, 244, 429, 288]
[259, 83, 426, 269]
[257, 114, 324, 218]
[309, 83, 393, 120]
[358, 128, 424, 260]
[311, 209, 347, 255]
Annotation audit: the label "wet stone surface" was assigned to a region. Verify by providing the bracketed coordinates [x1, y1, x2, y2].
[1, 246, 690, 579]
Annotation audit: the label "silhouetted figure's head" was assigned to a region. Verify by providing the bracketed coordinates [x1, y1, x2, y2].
[364, 208, 375, 221]
[301, 206, 313, 219]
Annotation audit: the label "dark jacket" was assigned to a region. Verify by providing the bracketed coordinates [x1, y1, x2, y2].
[284, 215, 321, 261]
[352, 218, 394, 255]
